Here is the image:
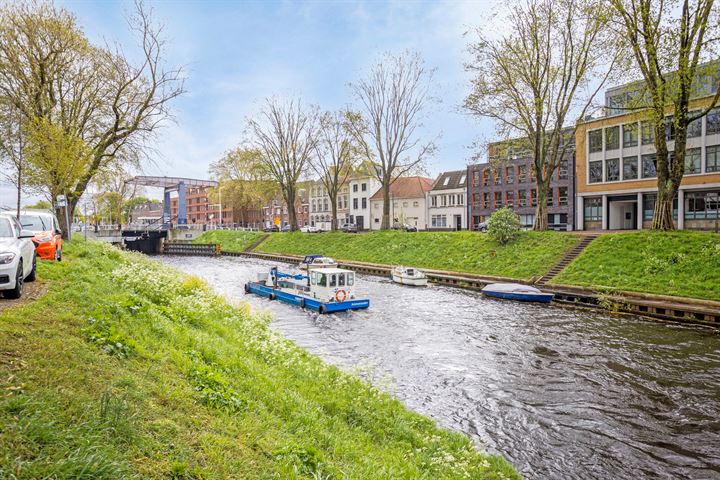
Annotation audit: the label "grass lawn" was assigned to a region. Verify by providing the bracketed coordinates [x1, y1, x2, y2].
[552, 231, 720, 301]
[0, 240, 519, 479]
[192, 230, 263, 251]
[256, 230, 581, 280]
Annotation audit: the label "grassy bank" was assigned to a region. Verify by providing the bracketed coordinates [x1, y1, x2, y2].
[552, 231, 720, 301]
[254, 230, 580, 280]
[191, 230, 263, 251]
[0, 240, 518, 479]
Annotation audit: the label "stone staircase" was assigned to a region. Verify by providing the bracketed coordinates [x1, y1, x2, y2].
[536, 234, 599, 285]
[245, 233, 270, 252]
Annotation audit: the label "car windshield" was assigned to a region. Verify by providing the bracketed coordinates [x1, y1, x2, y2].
[0, 218, 14, 237]
[20, 215, 49, 231]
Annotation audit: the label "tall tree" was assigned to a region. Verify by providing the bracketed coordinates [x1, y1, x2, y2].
[349, 51, 436, 230]
[0, 1, 184, 238]
[0, 101, 26, 218]
[611, 0, 720, 230]
[247, 98, 319, 231]
[208, 147, 276, 226]
[310, 110, 359, 231]
[465, 0, 616, 230]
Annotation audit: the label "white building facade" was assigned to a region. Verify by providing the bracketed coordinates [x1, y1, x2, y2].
[426, 170, 468, 231]
[309, 180, 350, 230]
[369, 176, 433, 230]
[348, 176, 381, 231]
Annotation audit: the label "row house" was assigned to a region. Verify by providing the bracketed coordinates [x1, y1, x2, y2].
[308, 180, 350, 229]
[427, 170, 468, 230]
[467, 140, 575, 230]
[262, 189, 309, 228]
[369, 176, 433, 230]
[576, 74, 720, 231]
[348, 176, 381, 231]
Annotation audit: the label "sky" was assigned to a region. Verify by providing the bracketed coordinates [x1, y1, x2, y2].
[1, 0, 505, 205]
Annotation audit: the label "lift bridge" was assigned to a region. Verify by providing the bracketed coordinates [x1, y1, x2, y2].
[121, 176, 218, 253]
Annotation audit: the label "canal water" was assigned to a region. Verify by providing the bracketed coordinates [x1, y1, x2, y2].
[158, 255, 720, 480]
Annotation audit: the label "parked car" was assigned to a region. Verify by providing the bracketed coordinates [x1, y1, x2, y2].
[0, 213, 37, 299]
[476, 221, 488, 232]
[280, 224, 292, 232]
[300, 225, 321, 233]
[263, 225, 279, 232]
[18, 209, 63, 261]
[340, 223, 358, 233]
[393, 223, 417, 232]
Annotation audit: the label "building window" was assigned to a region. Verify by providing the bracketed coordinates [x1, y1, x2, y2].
[431, 195, 437, 207]
[642, 154, 657, 178]
[482, 169, 490, 186]
[494, 191, 502, 207]
[440, 195, 447, 207]
[622, 156, 638, 180]
[665, 116, 675, 141]
[494, 171, 502, 185]
[518, 165, 527, 183]
[641, 121, 654, 145]
[362, 198, 367, 209]
[472, 171, 480, 186]
[584, 197, 602, 221]
[707, 145, 720, 172]
[530, 189, 537, 207]
[518, 190, 527, 207]
[589, 160, 603, 183]
[413, 201, 419, 207]
[588, 130, 603, 153]
[431, 214, 447, 228]
[685, 148, 701, 174]
[622, 123, 638, 147]
[449, 194, 456, 206]
[559, 187, 568, 206]
[362, 183, 367, 191]
[457, 194, 464, 205]
[605, 126, 619, 150]
[606, 158, 620, 182]
[546, 188, 554, 207]
[688, 113, 702, 137]
[506, 166, 514, 184]
[506, 191, 514, 207]
[707, 108, 720, 135]
[353, 198, 358, 209]
[402, 201, 408, 207]
[519, 214, 535, 228]
[482, 192, 490, 208]
[558, 160, 568, 180]
[685, 190, 720, 220]
[353, 184, 358, 192]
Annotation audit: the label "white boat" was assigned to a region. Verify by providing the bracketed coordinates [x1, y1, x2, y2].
[299, 254, 336, 271]
[481, 283, 554, 303]
[391, 266, 428, 287]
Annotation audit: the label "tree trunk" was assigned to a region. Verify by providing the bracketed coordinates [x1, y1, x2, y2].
[284, 186, 297, 231]
[381, 180, 391, 230]
[329, 191, 338, 231]
[15, 163, 21, 219]
[652, 194, 674, 230]
[533, 181, 549, 231]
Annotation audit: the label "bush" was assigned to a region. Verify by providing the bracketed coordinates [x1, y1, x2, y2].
[487, 208, 521, 245]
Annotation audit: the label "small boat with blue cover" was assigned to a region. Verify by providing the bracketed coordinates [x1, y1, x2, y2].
[245, 266, 370, 314]
[481, 283, 554, 303]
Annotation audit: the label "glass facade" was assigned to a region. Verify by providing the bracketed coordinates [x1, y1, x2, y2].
[584, 197, 602, 221]
[623, 123, 638, 147]
[642, 154, 657, 178]
[589, 161, 603, 183]
[606, 158, 620, 182]
[623, 156, 638, 180]
[684, 148, 701, 174]
[685, 190, 720, 220]
[606, 126, 619, 150]
[589, 130, 603, 153]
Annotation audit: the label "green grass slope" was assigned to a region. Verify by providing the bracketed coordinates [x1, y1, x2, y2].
[192, 230, 263, 251]
[256, 230, 580, 280]
[0, 240, 519, 479]
[552, 231, 720, 301]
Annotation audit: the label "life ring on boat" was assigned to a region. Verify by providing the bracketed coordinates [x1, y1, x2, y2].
[335, 289, 347, 302]
[268, 292, 276, 300]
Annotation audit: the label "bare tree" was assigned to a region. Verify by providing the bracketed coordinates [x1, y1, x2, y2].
[247, 97, 319, 230]
[349, 51, 436, 230]
[0, 102, 26, 218]
[611, 0, 720, 230]
[465, 0, 616, 230]
[310, 110, 359, 231]
[0, 1, 184, 237]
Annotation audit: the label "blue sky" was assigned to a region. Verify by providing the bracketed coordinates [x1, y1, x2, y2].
[1, 0, 503, 205]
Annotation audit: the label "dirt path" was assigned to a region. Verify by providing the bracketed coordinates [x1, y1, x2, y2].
[0, 282, 48, 314]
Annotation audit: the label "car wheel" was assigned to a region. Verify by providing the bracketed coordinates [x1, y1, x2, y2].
[26, 254, 36, 282]
[6, 261, 23, 299]
[55, 246, 62, 262]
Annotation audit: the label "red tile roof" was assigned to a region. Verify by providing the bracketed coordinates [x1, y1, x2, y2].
[369, 176, 434, 200]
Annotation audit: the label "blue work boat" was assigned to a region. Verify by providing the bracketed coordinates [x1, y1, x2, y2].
[245, 266, 370, 314]
[481, 283, 554, 303]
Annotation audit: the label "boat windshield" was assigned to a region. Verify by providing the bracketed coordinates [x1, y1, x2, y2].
[338, 274, 345, 286]
[329, 275, 337, 287]
[347, 272, 354, 286]
[315, 272, 327, 287]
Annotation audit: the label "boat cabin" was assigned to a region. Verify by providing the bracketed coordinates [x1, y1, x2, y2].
[300, 254, 336, 270]
[308, 267, 356, 303]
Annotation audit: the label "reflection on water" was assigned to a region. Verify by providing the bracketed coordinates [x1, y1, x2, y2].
[158, 255, 720, 480]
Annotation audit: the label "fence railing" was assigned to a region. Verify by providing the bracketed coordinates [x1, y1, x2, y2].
[163, 242, 220, 256]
